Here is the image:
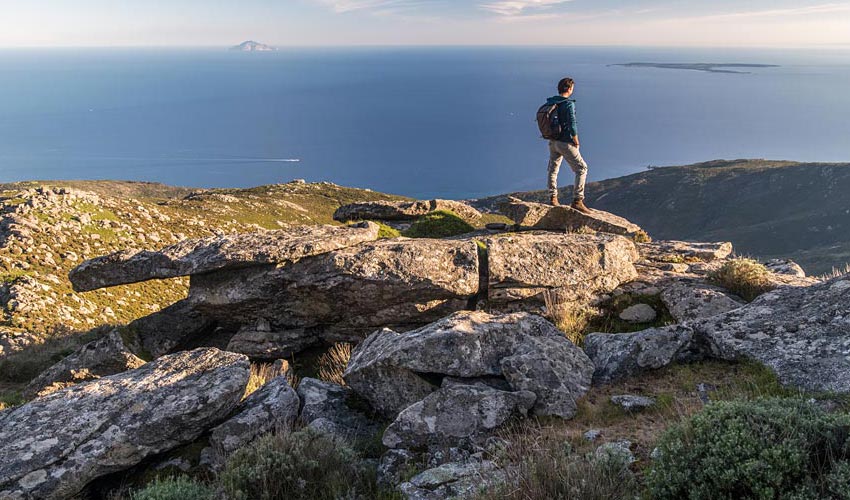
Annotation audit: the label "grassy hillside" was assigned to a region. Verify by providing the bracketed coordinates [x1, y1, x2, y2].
[0, 180, 407, 334]
[473, 159, 850, 274]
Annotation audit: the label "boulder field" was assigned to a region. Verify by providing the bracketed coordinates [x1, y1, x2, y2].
[3, 199, 848, 499]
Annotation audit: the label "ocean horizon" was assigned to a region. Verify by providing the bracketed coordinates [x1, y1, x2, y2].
[1, 45, 848, 199]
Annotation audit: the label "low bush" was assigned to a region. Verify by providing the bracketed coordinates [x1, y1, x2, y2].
[219, 429, 398, 500]
[402, 210, 474, 238]
[709, 258, 776, 302]
[129, 476, 215, 500]
[648, 398, 850, 500]
[374, 222, 402, 239]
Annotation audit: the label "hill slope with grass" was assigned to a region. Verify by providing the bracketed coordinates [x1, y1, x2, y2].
[473, 159, 850, 274]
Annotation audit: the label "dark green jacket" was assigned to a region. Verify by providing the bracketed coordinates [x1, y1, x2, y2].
[546, 95, 578, 142]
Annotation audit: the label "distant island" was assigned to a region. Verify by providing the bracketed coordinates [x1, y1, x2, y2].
[229, 40, 277, 52]
[611, 62, 780, 74]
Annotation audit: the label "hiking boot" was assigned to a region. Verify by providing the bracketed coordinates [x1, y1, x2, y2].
[550, 195, 560, 206]
[571, 198, 592, 214]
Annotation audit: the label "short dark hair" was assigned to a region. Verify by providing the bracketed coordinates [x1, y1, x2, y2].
[558, 77, 574, 94]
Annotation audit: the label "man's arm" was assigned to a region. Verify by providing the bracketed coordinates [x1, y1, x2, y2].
[566, 101, 579, 146]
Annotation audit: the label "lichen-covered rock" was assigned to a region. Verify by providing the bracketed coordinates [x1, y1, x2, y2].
[185, 238, 480, 346]
[0, 328, 38, 359]
[639, 240, 733, 263]
[296, 377, 381, 441]
[618, 303, 657, 323]
[584, 326, 707, 384]
[498, 199, 643, 236]
[69, 222, 380, 292]
[345, 311, 594, 419]
[382, 383, 535, 449]
[399, 459, 505, 500]
[486, 233, 638, 303]
[699, 274, 850, 393]
[333, 199, 482, 224]
[764, 258, 806, 277]
[129, 238, 479, 358]
[0, 348, 249, 500]
[24, 330, 146, 399]
[611, 394, 656, 412]
[660, 281, 744, 322]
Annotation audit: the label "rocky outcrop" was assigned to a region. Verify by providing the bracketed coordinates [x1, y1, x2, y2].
[638, 240, 733, 263]
[660, 281, 744, 322]
[382, 383, 535, 449]
[24, 330, 146, 399]
[334, 200, 482, 225]
[0, 348, 249, 500]
[297, 377, 381, 441]
[226, 322, 320, 359]
[399, 459, 506, 500]
[69, 222, 380, 292]
[0, 328, 39, 359]
[206, 376, 299, 457]
[344, 311, 594, 419]
[584, 326, 707, 384]
[699, 274, 850, 393]
[486, 233, 638, 304]
[498, 199, 643, 236]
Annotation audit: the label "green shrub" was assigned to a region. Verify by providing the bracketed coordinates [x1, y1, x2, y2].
[375, 222, 402, 239]
[130, 476, 215, 500]
[219, 429, 398, 500]
[402, 210, 474, 238]
[648, 398, 850, 500]
[709, 258, 776, 302]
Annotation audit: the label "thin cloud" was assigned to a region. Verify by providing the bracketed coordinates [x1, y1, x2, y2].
[314, 0, 431, 14]
[479, 0, 573, 17]
[680, 2, 850, 21]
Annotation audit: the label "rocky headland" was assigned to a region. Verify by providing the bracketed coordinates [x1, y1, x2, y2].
[1, 163, 849, 499]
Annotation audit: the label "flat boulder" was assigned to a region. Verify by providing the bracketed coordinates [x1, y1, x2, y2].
[498, 199, 643, 236]
[382, 383, 535, 449]
[639, 240, 733, 263]
[344, 311, 594, 419]
[486, 233, 638, 303]
[0, 348, 249, 500]
[699, 274, 850, 393]
[69, 222, 380, 292]
[334, 199, 482, 224]
[660, 281, 744, 322]
[24, 330, 146, 399]
[584, 325, 707, 384]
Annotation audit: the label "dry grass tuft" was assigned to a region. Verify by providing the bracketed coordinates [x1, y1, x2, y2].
[820, 263, 850, 281]
[708, 257, 776, 302]
[543, 290, 594, 346]
[318, 343, 353, 386]
[244, 362, 297, 399]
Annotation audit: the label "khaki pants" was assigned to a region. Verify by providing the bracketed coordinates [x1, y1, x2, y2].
[547, 140, 588, 200]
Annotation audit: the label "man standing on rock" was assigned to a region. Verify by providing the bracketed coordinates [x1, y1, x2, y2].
[539, 77, 591, 213]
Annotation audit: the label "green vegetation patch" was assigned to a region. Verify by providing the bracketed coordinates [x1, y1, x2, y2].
[374, 222, 402, 239]
[648, 398, 850, 500]
[219, 429, 400, 500]
[402, 210, 475, 238]
[129, 476, 215, 500]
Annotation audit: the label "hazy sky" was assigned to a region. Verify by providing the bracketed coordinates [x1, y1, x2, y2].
[1, 0, 849, 48]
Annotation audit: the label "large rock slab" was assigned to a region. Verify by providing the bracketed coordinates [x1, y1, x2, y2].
[382, 383, 535, 449]
[297, 377, 381, 442]
[344, 311, 594, 419]
[660, 281, 744, 322]
[69, 222, 380, 292]
[185, 238, 480, 342]
[639, 240, 733, 263]
[584, 326, 708, 384]
[486, 233, 638, 303]
[334, 200, 482, 224]
[0, 348, 249, 500]
[399, 459, 505, 500]
[698, 274, 850, 393]
[207, 376, 299, 457]
[499, 199, 643, 236]
[24, 330, 146, 399]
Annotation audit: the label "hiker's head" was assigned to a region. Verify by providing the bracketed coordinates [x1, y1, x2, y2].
[558, 77, 575, 97]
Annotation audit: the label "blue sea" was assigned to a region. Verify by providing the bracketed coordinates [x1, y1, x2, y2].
[0, 46, 848, 199]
